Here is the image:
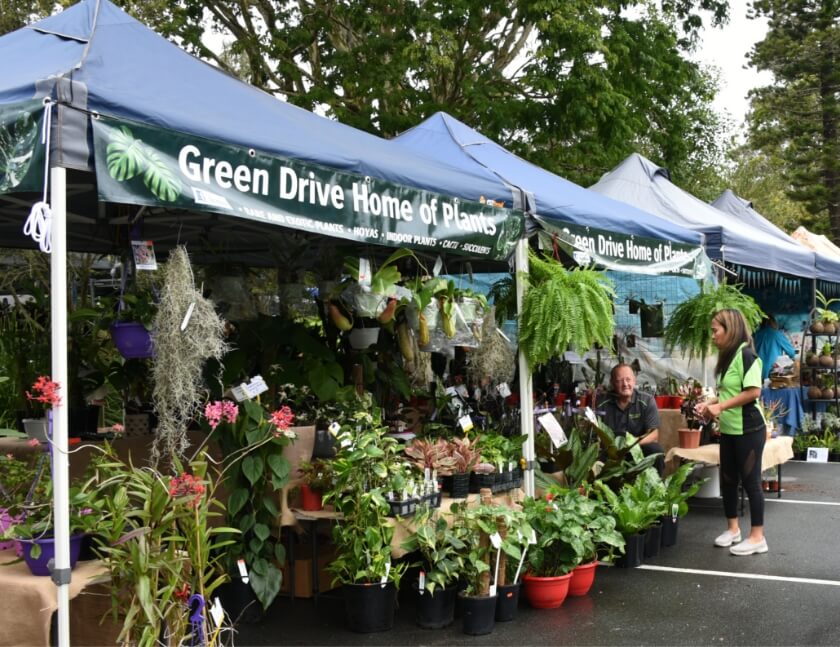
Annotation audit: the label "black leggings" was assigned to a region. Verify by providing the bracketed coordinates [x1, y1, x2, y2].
[720, 430, 765, 525]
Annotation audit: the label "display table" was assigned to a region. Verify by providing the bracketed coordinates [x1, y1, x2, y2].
[665, 436, 794, 497]
[761, 387, 805, 435]
[0, 548, 108, 647]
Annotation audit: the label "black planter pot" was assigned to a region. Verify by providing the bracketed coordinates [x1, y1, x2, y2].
[660, 516, 679, 547]
[415, 584, 457, 629]
[216, 576, 263, 624]
[450, 473, 470, 499]
[343, 582, 396, 633]
[459, 593, 497, 636]
[495, 582, 521, 622]
[644, 523, 662, 559]
[615, 531, 646, 568]
[469, 471, 495, 494]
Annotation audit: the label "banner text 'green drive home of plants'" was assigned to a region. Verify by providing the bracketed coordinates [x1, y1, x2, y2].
[91, 116, 524, 261]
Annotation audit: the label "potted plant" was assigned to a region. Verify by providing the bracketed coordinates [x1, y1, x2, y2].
[812, 289, 840, 334]
[519, 250, 616, 368]
[678, 381, 707, 448]
[297, 459, 334, 512]
[400, 506, 466, 629]
[109, 284, 157, 360]
[323, 408, 410, 633]
[660, 461, 705, 547]
[447, 436, 480, 498]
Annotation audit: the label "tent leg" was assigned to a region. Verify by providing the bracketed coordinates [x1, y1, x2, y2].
[50, 165, 72, 647]
[515, 238, 535, 497]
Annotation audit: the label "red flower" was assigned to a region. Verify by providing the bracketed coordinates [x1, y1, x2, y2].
[174, 583, 190, 602]
[269, 406, 295, 431]
[544, 493, 554, 502]
[168, 473, 206, 508]
[26, 375, 61, 408]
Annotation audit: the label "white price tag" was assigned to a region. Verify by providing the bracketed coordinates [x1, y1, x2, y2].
[180, 301, 196, 331]
[489, 583, 497, 597]
[455, 384, 469, 399]
[584, 406, 598, 425]
[433, 255, 443, 277]
[419, 571, 426, 594]
[359, 257, 372, 287]
[236, 558, 249, 584]
[230, 384, 248, 402]
[242, 375, 268, 398]
[209, 597, 224, 627]
[381, 562, 391, 588]
[538, 413, 567, 449]
[496, 382, 512, 398]
[489, 532, 503, 549]
[328, 421, 341, 436]
[458, 415, 474, 432]
[424, 467, 431, 481]
[529, 529, 538, 545]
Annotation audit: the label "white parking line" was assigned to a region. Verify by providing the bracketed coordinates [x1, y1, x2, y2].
[638, 564, 840, 586]
[766, 498, 840, 506]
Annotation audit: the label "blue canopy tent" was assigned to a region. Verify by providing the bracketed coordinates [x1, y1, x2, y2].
[392, 112, 708, 278]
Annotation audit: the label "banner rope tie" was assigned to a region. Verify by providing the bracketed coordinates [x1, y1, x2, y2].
[23, 100, 53, 253]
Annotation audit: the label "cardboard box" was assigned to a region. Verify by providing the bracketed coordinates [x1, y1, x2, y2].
[279, 545, 337, 598]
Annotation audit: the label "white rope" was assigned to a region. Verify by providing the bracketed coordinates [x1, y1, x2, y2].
[23, 101, 53, 253]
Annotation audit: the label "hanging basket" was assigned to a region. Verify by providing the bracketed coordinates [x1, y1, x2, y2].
[110, 321, 154, 359]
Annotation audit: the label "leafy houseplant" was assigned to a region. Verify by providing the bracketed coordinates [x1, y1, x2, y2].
[664, 281, 764, 361]
[297, 458, 334, 511]
[519, 249, 616, 368]
[812, 289, 840, 333]
[207, 398, 294, 611]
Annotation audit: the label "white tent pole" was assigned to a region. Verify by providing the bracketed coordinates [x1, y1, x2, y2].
[50, 164, 72, 647]
[515, 238, 535, 496]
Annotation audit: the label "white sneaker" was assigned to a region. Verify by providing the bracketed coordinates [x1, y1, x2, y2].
[714, 529, 742, 547]
[730, 537, 768, 556]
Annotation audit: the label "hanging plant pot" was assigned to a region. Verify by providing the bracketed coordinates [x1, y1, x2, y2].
[110, 321, 154, 359]
[459, 592, 497, 635]
[522, 572, 573, 608]
[678, 428, 701, 449]
[415, 583, 457, 629]
[19, 533, 84, 576]
[348, 324, 380, 350]
[494, 582, 521, 622]
[343, 582, 396, 633]
[568, 561, 598, 597]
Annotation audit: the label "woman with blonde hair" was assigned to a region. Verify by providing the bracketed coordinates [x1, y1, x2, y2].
[696, 308, 767, 555]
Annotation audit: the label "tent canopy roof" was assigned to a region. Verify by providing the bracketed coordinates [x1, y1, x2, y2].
[590, 153, 830, 280]
[392, 112, 703, 246]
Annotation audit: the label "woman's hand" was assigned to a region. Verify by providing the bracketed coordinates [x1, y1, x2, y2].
[695, 401, 721, 420]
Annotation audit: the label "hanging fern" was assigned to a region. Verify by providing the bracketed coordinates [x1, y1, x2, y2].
[663, 281, 764, 361]
[519, 250, 616, 368]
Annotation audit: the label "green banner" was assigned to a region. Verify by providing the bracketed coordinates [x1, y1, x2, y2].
[536, 217, 709, 279]
[91, 116, 523, 261]
[0, 99, 45, 195]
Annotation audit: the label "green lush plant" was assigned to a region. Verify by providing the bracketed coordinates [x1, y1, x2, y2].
[487, 275, 516, 325]
[400, 505, 466, 594]
[519, 250, 616, 368]
[324, 408, 412, 586]
[663, 281, 764, 361]
[662, 462, 705, 519]
[208, 398, 294, 610]
[450, 502, 529, 595]
[522, 491, 590, 576]
[815, 290, 840, 324]
[297, 458, 335, 493]
[87, 445, 235, 647]
[596, 469, 667, 535]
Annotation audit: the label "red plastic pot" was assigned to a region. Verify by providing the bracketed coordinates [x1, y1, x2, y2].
[669, 396, 684, 409]
[568, 561, 598, 597]
[522, 572, 572, 609]
[654, 395, 670, 409]
[300, 484, 324, 511]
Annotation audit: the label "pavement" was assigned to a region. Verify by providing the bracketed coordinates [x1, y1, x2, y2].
[235, 460, 840, 646]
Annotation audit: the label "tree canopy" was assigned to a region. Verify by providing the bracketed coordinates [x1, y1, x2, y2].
[747, 0, 840, 241]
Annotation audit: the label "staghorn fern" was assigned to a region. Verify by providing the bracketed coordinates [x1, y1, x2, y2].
[519, 250, 616, 368]
[663, 281, 764, 362]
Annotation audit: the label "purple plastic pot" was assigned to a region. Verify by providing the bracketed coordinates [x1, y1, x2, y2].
[19, 534, 85, 576]
[110, 321, 154, 359]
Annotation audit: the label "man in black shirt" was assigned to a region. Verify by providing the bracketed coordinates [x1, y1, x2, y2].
[599, 363, 665, 474]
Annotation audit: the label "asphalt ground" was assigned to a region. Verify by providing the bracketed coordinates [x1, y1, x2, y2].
[236, 460, 840, 646]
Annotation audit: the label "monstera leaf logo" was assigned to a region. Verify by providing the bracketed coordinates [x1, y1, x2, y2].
[106, 126, 181, 202]
[0, 108, 39, 193]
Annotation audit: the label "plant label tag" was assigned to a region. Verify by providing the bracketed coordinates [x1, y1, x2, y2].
[209, 597, 224, 627]
[458, 415, 474, 433]
[180, 301, 196, 331]
[456, 384, 470, 399]
[418, 571, 426, 593]
[529, 529, 538, 545]
[341, 437, 352, 448]
[381, 562, 391, 588]
[424, 467, 431, 481]
[230, 385, 248, 402]
[509, 461, 515, 472]
[236, 558, 249, 584]
[131, 240, 157, 270]
[538, 413, 567, 448]
[807, 447, 829, 462]
[496, 382, 512, 398]
[433, 255, 443, 277]
[671, 503, 679, 522]
[490, 532, 503, 549]
[489, 583, 497, 597]
[329, 421, 341, 436]
[243, 375, 268, 399]
[358, 257, 372, 287]
[584, 407, 598, 425]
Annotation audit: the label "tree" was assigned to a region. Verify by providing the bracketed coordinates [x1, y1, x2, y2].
[747, 0, 840, 242]
[3, 0, 730, 189]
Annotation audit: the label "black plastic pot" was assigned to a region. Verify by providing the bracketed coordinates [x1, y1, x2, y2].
[415, 584, 457, 629]
[615, 531, 646, 568]
[495, 582, 521, 622]
[644, 523, 662, 559]
[343, 582, 396, 633]
[450, 473, 470, 499]
[660, 516, 679, 547]
[459, 592, 497, 636]
[216, 575, 263, 624]
[469, 471, 495, 493]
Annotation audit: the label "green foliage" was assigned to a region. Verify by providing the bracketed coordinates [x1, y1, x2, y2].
[596, 469, 667, 535]
[519, 250, 615, 368]
[662, 461, 705, 518]
[400, 506, 467, 594]
[747, 0, 840, 240]
[663, 281, 764, 361]
[487, 275, 517, 325]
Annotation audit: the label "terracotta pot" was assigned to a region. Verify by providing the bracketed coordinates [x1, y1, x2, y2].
[522, 572, 572, 609]
[678, 428, 701, 449]
[568, 561, 598, 597]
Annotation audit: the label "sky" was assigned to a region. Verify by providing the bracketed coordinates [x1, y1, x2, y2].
[692, 3, 774, 138]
